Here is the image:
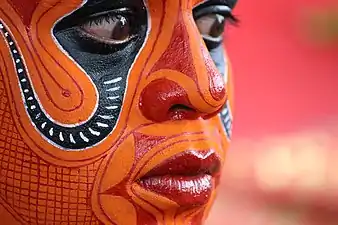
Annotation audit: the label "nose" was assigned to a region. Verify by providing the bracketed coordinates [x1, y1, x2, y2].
[139, 11, 227, 123]
[139, 78, 200, 122]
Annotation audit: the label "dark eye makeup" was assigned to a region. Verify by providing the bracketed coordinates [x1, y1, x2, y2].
[54, 0, 237, 54]
[54, 2, 147, 54]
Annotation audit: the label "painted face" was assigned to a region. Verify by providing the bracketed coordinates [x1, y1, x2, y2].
[0, 0, 236, 224]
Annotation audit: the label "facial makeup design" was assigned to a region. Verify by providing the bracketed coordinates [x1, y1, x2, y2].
[0, 0, 237, 224]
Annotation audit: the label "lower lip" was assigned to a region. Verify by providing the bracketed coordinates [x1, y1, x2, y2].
[138, 174, 214, 207]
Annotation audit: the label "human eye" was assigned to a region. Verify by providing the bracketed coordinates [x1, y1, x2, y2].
[79, 8, 138, 46]
[54, 7, 145, 54]
[193, 4, 238, 49]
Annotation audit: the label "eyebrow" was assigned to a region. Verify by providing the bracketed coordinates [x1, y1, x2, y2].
[85, 0, 143, 9]
[198, 0, 238, 9]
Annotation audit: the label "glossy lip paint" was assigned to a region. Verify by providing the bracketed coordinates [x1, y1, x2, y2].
[138, 150, 221, 207]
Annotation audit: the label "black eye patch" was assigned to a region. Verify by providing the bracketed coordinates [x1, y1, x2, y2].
[10, 0, 149, 150]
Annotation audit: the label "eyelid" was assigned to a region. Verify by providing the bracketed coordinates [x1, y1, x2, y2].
[193, 5, 232, 19]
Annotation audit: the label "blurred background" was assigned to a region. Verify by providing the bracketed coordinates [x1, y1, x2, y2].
[207, 0, 338, 224]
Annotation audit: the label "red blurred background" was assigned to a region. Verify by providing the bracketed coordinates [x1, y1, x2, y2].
[207, 0, 338, 224]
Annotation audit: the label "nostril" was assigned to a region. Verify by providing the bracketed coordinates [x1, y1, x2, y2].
[169, 104, 195, 113]
[168, 104, 198, 121]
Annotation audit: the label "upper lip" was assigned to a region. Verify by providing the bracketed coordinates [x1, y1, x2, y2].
[140, 150, 221, 179]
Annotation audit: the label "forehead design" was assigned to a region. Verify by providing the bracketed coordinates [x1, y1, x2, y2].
[7, 0, 238, 29]
[8, 0, 42, 26]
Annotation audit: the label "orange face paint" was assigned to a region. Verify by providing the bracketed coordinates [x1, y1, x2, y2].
[0, 0, 236, 224]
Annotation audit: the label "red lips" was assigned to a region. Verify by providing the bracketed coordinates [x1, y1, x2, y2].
[138, 150, 221, 207]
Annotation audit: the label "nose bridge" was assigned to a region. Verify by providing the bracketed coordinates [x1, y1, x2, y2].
[148, 6, 227, 111]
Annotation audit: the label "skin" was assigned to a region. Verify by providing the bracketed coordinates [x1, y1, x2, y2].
[0, 0, 236, 224]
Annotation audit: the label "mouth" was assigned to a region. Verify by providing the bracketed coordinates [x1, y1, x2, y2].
[137, 150, 221, 207]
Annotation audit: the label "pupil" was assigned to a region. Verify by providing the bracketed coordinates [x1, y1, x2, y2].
[111, 16, 131, 40]
[210, 17, 225, 37]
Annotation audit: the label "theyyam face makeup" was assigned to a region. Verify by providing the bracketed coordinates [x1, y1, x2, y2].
[0, 0, 237, 224]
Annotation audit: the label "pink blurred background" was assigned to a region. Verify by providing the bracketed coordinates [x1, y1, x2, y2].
[207, 0, 338, 224]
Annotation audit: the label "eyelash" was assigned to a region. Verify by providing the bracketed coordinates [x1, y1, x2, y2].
[225, 13, 239, 25]
[82, 12, 127, 28]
